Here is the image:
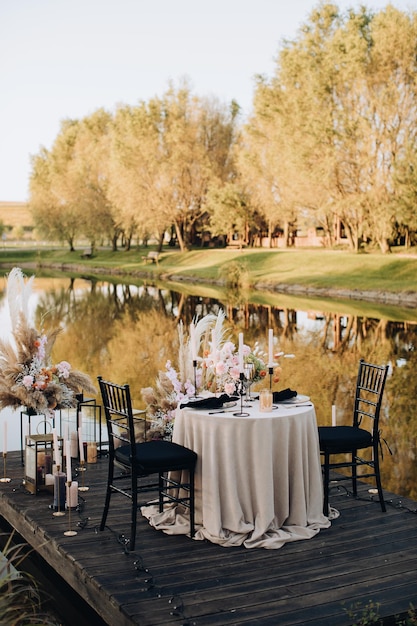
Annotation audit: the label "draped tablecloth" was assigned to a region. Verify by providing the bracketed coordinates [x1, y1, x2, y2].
[142, 400, 331, 549]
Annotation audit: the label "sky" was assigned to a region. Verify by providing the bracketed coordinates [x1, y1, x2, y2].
[0, 0, 415, 202]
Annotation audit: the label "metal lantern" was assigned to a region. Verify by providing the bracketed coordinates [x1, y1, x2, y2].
[24, 433, 62, 495]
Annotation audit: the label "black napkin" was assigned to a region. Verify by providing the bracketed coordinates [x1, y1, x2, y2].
[273, 388, 297, 402]
[180, 394, 235, 410]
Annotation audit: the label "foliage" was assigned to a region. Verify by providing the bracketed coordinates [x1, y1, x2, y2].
[344, 600, 417, 625]
[26, 5, 417, 255]
[0, 533, 59, 625]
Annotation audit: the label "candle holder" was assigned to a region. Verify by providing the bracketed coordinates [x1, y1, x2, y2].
[233, 373, 250, 417]
[53, 465, 66, 517]
[64, 481, 78, 536]
[191, 359, 201, 399]
[0, 452, 11, 483]
[244, 363, 255, 402]
[268, 366, 274, 391]
[77, 460, 89, 492]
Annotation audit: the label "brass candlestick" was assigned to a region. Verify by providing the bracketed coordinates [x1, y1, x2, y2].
[64, 480, 77, 536]
[0, 452, 11, 483]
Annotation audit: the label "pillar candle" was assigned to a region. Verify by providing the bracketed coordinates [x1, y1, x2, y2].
[53, 471, 66, 510]
[268, 329, 274, 367]
[238, 333, 244, 373]
[66, 481, 78, 509]
[87, 442, 97, 464]
[78, 427, 85, 462]
[45, 473, 54, 486]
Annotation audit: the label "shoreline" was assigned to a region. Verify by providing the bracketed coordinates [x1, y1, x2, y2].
[2, 259, 417, 309]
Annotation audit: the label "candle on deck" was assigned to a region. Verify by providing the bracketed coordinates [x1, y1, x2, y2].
[238, 333, 244, 373]
[268, 329, 274, 367]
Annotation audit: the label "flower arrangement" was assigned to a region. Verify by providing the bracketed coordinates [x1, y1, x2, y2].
[0, 268, 96, 413]
[141, 310, 283, 438]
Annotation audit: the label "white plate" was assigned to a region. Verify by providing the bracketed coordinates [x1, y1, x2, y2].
[279, 394, 310, 404]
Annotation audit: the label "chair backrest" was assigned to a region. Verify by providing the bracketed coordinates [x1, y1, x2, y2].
[353, 359, 389, 436]
[98, 377, 138, 459]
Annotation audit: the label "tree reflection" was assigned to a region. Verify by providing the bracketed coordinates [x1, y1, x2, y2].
[20, 276, 417, 500]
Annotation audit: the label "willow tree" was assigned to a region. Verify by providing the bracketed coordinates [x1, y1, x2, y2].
[156, 84, 239, 251]
[244, 2, 417, 252]
[30, 120, 83, 250]
[108, 83, 239, 252]
[29, 110, 114, 251]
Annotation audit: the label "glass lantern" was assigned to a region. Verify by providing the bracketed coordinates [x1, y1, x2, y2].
[24, 433, 62, 495]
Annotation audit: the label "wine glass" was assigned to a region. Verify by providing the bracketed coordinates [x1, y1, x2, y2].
[244, 363, 255, 403]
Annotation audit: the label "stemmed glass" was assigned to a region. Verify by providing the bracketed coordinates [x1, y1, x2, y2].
[244, 363, 255, 404]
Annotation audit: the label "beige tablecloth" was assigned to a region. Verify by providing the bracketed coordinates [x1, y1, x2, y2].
[142, 400, 331, 549]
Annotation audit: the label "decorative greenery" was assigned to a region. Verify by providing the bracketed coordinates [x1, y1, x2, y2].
[0, 533, 59, 625]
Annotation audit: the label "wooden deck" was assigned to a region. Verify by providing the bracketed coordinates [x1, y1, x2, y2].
[1, 450, 417, 626]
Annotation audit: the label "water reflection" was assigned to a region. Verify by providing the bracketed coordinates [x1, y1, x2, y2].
[0, 272, 416, 500]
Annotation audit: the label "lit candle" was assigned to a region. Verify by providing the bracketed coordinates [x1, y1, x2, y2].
[66, 441, 72, 482]
[238, 332, 244, 373]
[268, 329, 274, 367]
[332, 405, 336, 427]
[3, 422, 7, 454]
[190, 322, 197, 360]
[78, 427, 85, 462]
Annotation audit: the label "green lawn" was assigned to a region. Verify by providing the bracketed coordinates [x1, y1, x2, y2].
[0, 246, 416, 294]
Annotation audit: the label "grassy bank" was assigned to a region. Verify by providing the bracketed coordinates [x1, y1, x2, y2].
[0, 245, 417, 296]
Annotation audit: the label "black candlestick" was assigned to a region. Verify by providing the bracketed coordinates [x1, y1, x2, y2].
[268, 366, 274, 391]
[233, 372, 250, 417]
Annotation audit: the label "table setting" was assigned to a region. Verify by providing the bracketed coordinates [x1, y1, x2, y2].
[141, 310, 331, 548]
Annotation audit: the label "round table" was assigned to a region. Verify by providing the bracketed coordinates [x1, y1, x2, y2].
[142, 399, 331, 549]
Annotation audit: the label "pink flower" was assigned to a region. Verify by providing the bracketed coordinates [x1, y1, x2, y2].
[56, 361, 71, 378]
[224, 382, 236, 395]
[215, 361, 226, 375]
[229, 365, 240, 380]
[22, 375, 34, 389]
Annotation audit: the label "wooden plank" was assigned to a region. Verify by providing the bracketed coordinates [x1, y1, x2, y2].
[1, 451, 417, 626]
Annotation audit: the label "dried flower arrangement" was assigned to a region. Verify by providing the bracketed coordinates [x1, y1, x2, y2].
[0, 268, 96, 413]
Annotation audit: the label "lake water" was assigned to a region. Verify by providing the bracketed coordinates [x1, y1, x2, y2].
[0, 270, 416, 500]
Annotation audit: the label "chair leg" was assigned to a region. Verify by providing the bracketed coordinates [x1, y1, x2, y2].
[352, 450, 358, 496]
[130, 471, 138, 551]
[159, 472, 164, 513]
[100, 461, 114, 531]
[323, 452, 330, 516]
[190, 468, 195, 538]
[374, 446, 386, 512]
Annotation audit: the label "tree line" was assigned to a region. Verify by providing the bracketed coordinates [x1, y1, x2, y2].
[29, 3, 417, 254]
